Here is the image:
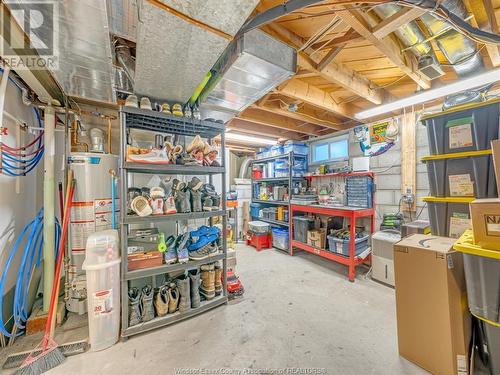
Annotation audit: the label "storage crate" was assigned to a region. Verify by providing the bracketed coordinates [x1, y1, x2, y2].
[453, 230, 500, 324]
[346, 176, 373, 208]
[327, 234, 370, 257]
[424, 197, 473, 238]
[424, 152, 497, 198]
[250, 203, 261, 218]
[293, 216, 314, 243]
[249, 220, 270, 234]
[246, 232, 272, 251]
[283, 141, 308, 156]
[481, 321, 500, 375]
[272, 228, 289, 251]
[274, 159, 288, 170]
[269, 145, 284, 156]
[422, 101, 500, 155]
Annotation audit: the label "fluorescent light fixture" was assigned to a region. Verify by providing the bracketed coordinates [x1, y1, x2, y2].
[225, 131, 277, 146]
[355, 68, 500, 120]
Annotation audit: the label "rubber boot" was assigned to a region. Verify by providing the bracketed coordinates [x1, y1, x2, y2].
[214, 264, 223, 296]
[190, 189, 202, 212]
[200, 263, 216, 300]
[175, 189, 191, 213]
[177, 275, 191, 313]
[154, 285, 169, 317]
[128, 287, 142, 326]
[141, 285, 155, 322]
[189, 269, 201, 308]
[168, 283, 179, 313]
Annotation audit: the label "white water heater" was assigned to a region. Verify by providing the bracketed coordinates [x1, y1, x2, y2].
[67, 153, 119, 314]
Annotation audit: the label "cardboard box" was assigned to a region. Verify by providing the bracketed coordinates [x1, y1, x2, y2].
[491, 139, 500, 191]
[470, 198, 500, 250]
[307, 228, 326, 249]
[394, 234, 471, 375]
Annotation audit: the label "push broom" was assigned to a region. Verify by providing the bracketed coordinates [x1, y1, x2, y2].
[15, 173, 75, 375]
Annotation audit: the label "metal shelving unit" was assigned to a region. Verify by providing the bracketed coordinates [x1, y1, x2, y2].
[119, 106, 228, 338]
[250, 152, 306, 231]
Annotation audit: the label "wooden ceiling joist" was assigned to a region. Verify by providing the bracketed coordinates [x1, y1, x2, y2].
[277, 78, 357, 120]
[238, 108, 323, 136]
[309, 28, 362, 51]
[336, 8, 431, 89]
[371, 7, 427, 39]
[228, 118, 303, 140]
[267, 23, 389, 105]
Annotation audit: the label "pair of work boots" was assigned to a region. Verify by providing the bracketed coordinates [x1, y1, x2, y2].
[163, 232, 189, 264]
[200, 263, 223, 300]
[172, 177, 204, 213]
[154, 270, 202, 316]
[200, 183, 220, 211]
[128, 285, 155, 326]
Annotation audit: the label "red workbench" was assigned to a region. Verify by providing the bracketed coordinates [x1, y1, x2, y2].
[289, 204, 375, 282]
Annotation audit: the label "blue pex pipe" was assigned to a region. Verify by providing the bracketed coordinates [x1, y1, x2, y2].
[0, 209, 61, 337]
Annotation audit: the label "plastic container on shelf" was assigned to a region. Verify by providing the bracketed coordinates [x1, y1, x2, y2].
[274, 169, 289, 178]
[82, 229, 121, 351]
[249, 220, 270, 234]
[252, 168, 263, 180]
[346, 176, 373, 208]
[481, 321, 500, 375]
[421, 100, 500, 155]
[293, 216, 314, 243]
[292, 158, 307, 170]
[270, 145, 284, 156]
[250, 203, 262, 218]
[423, 197, 474, 238]
[453, 230, 500, 323]
[327, 234, 370, 257]
[272, 228, 289, 250]
[423, 151, 497, 198]
[274, 159, 289, 170]
[283, 141, 308, 156]
[267, 161, 275, 178]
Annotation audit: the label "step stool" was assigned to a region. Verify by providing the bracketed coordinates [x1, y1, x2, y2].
[246, 232, 271, 251]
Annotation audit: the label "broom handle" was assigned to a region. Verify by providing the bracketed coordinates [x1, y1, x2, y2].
[42, 171, 74, 349]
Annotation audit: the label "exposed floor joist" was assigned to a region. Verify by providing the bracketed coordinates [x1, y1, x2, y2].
[371, 7, 427, 39]
[336, 8, 431, 89]
[309, 28, 362, 51]
[229, 118, 305, 140]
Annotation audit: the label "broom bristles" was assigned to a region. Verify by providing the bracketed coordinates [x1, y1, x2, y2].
[14, 336, 65, 375]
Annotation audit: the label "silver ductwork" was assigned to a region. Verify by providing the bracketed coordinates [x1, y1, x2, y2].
[107, 0, 138, 42]
[199, 29, 296, 122]
[134, 0, 259, 103]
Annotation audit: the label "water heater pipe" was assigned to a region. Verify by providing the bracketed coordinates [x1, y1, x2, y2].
[43, 106, 56, 312]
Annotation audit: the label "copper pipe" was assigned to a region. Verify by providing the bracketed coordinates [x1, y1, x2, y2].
[107, 118, 112, 154]
[71, 120, 88, 152]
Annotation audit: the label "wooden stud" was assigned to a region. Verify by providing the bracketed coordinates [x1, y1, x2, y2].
[310, 29, 362, 51]
[372, 7, 427, 39]
[400, 111, 417, 211]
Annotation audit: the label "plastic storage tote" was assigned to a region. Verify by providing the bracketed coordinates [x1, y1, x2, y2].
[423, 197, 473, 238]
[293, 216, 314, 243]
[272, 228, 289, 251]
[423, 151, 497, 198]
[250, 203, 262, 218]
[481, 321, 500, 375]
[82, 229, 121, 351]
[270, 145, 283, 156]
[249, 221, 270, 234]
[453, 230, 500, 324]
[327, 234, 370, 257]
[421, 100, 500, 155]
[283, 141, 308, 156]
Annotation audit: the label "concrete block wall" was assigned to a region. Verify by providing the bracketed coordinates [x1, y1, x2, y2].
[309, 118, 430, 230]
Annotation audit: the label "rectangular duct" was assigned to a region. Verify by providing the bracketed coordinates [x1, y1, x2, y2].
[200, 29, 297, 120]
[134, 0, 259, 103]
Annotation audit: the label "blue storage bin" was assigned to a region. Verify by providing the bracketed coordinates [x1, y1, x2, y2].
[272, 228, 289, 250]
[270, 145, 284, 156]
[250, 203, 262, 218]
[274, 159, 289, 170]
[293, 158, 307, 170]
[346, 176, 373, 208]
[284, 141, 308, 156]
[327, 234, 369, 257]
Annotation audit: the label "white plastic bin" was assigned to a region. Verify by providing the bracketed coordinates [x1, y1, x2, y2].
[82, 229, 121, 351]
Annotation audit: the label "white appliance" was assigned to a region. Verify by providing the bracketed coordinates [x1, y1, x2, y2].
[371, 230, 401, 287]
[67, 152, 119, 314]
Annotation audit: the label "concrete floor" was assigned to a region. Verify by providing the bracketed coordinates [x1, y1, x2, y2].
[31, 244, 430, 375]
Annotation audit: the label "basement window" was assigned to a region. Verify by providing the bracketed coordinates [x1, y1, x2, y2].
[310, 135, 349, 165]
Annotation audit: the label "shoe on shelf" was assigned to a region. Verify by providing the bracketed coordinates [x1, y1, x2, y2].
[188, 177, 203, 191]
[179, 153, 199, 165]
[172, 103, 183, 117]
[184, 105, 192, 118]
[200, 263, 216, 300]
[168, 144, 183, 164]
[175, 232, 190, 264]
[125, 94, 138, 108]
[190, 189, 202, 212]
[175, 189, 191, 213]
[128, 287, 142, 326]
[161, 103, 172, 114]
[186, 135, 205, 154]
[168, 283, 179, 313]
[131, 196, 152, 217]
[127, 148, 170, 164]
[140, 97, 152, 110]
[141, 285, 155, 322]
[202, 196, 213, 211]
[214, 263, 223, 296]
[164, 196, 177, 214]
[172, 178, 186, 193]
[177, 274, 191, 313]
[154, 285, 169, 317]
[190, 225, 220, 243]
[163, 235, 178, 264]
[188, 243, 218, 261]
[189, 269, 201, 308]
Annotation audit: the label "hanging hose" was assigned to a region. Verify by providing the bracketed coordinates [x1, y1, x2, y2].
[0, 209, 61, 338]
